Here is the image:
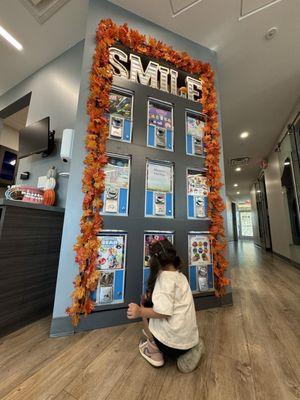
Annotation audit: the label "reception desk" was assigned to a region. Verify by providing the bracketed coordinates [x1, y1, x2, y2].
[0, 199, 64, 336]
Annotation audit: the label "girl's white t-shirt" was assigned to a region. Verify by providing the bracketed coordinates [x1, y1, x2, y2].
[148, 270, 199, 350]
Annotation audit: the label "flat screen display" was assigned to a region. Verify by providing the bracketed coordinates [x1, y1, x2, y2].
[19, 117, 49, 158]
[0, 150, 17, 182]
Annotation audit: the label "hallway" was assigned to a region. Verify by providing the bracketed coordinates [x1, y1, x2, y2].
[0, 242, 300, 400]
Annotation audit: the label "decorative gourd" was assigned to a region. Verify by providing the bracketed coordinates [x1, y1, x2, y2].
[43, 189, 55, 206]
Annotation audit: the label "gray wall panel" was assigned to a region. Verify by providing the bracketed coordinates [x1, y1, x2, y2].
[51, 0, 230, 335]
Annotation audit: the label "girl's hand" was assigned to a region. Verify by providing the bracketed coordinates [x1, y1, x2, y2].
[127, 303, 142, 319]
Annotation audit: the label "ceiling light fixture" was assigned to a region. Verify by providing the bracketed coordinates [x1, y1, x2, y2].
[0, 25, 23, 51]
[240, 131, 249, 139]
[233, 183, 238, 187]
[284, 161, 290, 166]
[237, 191, 240, 195]
[257, 190, 261, 193]
[235, 167, 242, 172]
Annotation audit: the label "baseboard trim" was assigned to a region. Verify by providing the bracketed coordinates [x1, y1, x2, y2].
[194, 291, 233, 310]
[50, 292, 233, 337]
[50, 316, 75, 337]
[272, 251, 300, 270]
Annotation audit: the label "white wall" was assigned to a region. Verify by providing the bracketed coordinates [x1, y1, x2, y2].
[0, 124, 19, 151]
[264, 150, 292, 258]
[257, 99, 300, 261]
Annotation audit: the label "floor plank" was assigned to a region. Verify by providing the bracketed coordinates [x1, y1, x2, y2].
[1, 241, 300, 400]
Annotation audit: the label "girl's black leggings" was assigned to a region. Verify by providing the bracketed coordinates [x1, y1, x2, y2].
[143, 298, 189, 358]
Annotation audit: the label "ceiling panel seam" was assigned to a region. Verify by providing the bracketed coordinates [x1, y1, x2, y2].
[169, 0, 203, 17]
[239, 0, 283, 20]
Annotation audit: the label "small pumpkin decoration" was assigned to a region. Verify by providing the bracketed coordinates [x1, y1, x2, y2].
[43, 189, 56, 206]
[43, 166, 57, 206]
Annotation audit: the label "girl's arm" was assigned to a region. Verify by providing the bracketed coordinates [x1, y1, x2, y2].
[127, 303, 167, 320]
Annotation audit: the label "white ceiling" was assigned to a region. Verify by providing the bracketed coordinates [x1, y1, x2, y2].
[0, 0, 88, 95]
[110, 0, 300, 201]
[0, 0, 299, 202]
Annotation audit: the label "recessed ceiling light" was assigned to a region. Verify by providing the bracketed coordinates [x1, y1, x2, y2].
[0, 25, 23, 51]
[235, 167, 242, 172]
[257, 190, 261, 193]
[265, 26, 278, 40]
[237, 191, 240, 195]
[284, 161, 290, 166]
[240, 132, 249, 139]
[233, 183, 238, 187]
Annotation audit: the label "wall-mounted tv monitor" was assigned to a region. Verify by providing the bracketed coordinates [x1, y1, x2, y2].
[0, 145, 18, 186]
[19, 117, 54, 159]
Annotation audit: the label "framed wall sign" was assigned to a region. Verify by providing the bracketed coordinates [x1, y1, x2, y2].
[185, 110, 206, 157]
[91, 231, 127, 306]
[186, 169, 209, 219]
[102, 154, 131, 216]
[143, 231, 174, 293]
[188, 232, 214, 294]
[107, 87, 133, 142]
[145, 159, 174, 218]
[147, 98, 174, 151]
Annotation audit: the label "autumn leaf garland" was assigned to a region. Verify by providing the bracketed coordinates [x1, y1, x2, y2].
[67, 18, 229, 326]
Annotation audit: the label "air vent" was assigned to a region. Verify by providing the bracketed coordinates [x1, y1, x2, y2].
[169, 0, 203, 17]
[230, 157, 250, 166]
[19, 0, 71, 24]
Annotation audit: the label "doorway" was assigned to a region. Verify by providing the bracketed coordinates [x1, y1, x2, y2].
[255, 174, 272, 250]
[236, 202, 254, 240]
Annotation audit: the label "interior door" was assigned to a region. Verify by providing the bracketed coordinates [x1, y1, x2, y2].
[231, 202, 238, 241]
[256, 175, 272, 250]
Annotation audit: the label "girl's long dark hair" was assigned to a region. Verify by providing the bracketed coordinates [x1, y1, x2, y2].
[146, 238, 182, 299]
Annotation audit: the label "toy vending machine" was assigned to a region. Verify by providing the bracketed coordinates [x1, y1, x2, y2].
[91, 232, 127, 306]
[108, 88, 133, 142]
[186, 110, 206, 157]
[102, 154, 131, 216]
[143, 231, 174, 293]
[186, 169, 209, 219]
[145, 160, 174, 218]
[147, 98, 174, 151]
[188, 232, 214, 293]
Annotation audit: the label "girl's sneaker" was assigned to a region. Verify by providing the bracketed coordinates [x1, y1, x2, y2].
[139, 339, 164, 367]
[177, 337, 205, 373]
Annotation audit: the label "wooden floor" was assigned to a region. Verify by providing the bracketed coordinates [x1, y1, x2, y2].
[1, 241, 300, 400]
